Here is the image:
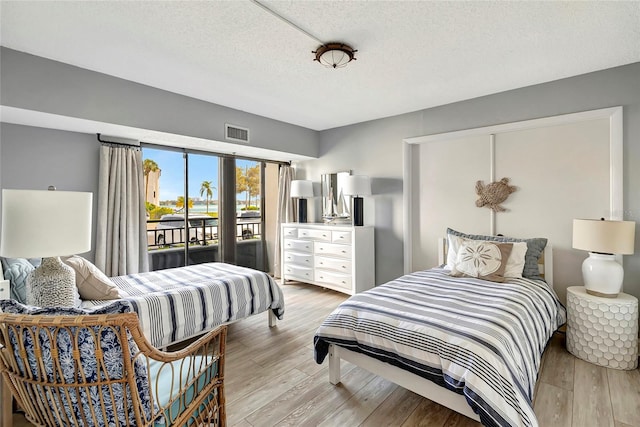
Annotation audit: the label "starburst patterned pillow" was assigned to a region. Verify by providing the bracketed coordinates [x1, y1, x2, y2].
[450, 240, 513, 282]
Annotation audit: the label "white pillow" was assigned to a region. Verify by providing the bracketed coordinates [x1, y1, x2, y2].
[446, 235, 527, 278]
[62, 256, 120, 300]
[449, 240, 513, 283]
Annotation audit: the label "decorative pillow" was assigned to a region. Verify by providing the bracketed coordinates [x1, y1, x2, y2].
[447, 228, 547, 279]
[447, 235, 527, 278]
[0, 257, 41, 303]
[0, 299, 156, 425]
[450, 240, 513, 282]
[62, 255, 120, 300]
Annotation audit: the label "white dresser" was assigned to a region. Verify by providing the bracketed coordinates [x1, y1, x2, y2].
[281, 223, 375, 295]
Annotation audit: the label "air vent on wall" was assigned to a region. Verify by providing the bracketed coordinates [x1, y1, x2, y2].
[225, 124, 250, 143]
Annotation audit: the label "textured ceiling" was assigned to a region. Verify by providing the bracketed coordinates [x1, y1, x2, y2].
[1, 1, 639, 131]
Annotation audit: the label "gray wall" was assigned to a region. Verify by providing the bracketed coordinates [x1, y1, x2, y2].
[0, 47, 319, 159]
[297, 62, 640, 301]
[0, 124, 100, 261]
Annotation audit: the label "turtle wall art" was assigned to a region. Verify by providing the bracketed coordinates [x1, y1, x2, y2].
[475, 177, 517, 212]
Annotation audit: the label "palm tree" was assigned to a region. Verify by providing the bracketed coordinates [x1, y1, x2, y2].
[200, 181, 216, 213]
[175, 196, 193, 211]
[143, 159, 160, 203]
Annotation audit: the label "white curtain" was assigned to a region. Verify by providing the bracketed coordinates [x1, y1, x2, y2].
[95, 144, 149, 276]
[273, 165, 294, 278]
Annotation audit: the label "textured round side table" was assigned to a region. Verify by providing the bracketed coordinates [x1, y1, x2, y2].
[566, 286, 638, 370]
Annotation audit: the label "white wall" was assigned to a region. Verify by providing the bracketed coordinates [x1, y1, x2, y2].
[0, 124, 100, 261]
[0, 47, 319, 159]
[297, 62, 640, 300]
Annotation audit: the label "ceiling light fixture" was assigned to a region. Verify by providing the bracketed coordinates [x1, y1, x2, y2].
[250, 0, 358, 69]
[313, 43, 357, 69]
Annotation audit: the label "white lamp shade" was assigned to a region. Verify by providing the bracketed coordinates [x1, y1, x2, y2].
[1, 189, 93, 258]
[572, 219, 635, 255]
[343, 175, 371, 197]
[290, 180, 313, 199]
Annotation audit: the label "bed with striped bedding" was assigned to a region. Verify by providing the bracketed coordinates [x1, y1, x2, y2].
[314, 267, 565, 427]
[82, 262, 284, 348]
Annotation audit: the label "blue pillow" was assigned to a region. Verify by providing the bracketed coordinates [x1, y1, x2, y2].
[0, 257, 40, 303]
[0, 299, 157, 425]
[447, 228, 547, 280]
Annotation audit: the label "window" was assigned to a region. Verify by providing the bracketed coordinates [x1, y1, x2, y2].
[142, 146, 272, 272]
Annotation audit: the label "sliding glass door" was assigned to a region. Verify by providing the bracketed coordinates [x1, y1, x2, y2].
[142, 145, 267, 272]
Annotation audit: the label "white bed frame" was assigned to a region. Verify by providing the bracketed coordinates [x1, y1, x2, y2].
[327, 239, 554, 423]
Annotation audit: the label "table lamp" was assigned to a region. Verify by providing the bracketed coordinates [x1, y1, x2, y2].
[344, 175, 371, 227]
[1, 188, 93, 307]
[572, 218, 635, 297]
[290, 180, 313, 223]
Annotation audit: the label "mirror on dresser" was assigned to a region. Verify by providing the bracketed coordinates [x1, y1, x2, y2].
[321, 171, 351, 222]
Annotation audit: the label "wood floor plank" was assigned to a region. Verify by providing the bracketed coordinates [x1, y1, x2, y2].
[226, 368, 309, 426]
[572, 359, 615, 427]
[275, 366, 377, 426]
[317, 374, 397, 427]
[244, 363, 356, 426]
[533, 382, 573, 427]
[360, 385, 423, 427]
[443, 412, 483, 427]
[607, 367, 640, 426]
[400, 398, 452, 427]
[538, 333, 575, 391]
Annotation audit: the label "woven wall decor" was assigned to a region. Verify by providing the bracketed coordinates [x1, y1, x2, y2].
[475, 177, 517, 212]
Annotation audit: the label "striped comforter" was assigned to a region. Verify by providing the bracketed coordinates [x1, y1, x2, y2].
[314, 267, 565, 427]
[82, 263, 284, 348]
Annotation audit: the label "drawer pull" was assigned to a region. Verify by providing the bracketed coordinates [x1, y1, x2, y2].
[342, 265, 346, 269]
[323, 234, 327, 237]
[341, 281, 346, 284]
[341, 250, 347, 254]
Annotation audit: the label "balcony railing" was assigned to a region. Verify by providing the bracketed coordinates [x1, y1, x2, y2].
[146, 217, 262, 250]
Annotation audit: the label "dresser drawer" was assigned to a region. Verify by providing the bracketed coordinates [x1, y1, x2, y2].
[315, 242, 351, 258]
[315, 270, 352, 290]
[282, 227, 298, 238]
[284, 265, 313, 281]
[315, 256, 351, 273]
[284, 251, 313, 268]
[299, 228, 331, 241]
[332, 230, 352, 244]
[284, 239, 313, 253]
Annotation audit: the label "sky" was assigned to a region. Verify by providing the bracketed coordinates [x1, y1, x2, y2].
[143, 147, 256, 201]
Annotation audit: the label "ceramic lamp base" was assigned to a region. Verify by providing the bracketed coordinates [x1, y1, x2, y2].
[26, 257, 77, 307]
[582, 252, 623, 298]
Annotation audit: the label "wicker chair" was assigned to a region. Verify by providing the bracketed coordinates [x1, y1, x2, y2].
[0, 311, 226, 426]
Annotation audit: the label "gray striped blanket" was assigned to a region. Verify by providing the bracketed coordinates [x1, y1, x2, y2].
[82, 263, 284, 348]
[314, 267, 565, 427]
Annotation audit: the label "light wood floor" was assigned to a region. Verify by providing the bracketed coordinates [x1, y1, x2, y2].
[12, 282, 640, 427]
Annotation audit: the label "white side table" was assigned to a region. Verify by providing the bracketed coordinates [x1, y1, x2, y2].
[566, 286, 638, 370]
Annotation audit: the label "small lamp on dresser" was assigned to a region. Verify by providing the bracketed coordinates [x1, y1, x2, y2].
[290, 180, 314, 223]
[344, 175, 371, 227]
[0, 188, 93, 307]
[572, 218, 635, 298]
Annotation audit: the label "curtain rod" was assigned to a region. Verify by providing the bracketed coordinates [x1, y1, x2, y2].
[96, 133, 141, 147]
